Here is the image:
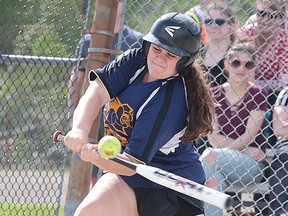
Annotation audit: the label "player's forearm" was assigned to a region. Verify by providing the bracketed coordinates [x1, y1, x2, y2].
[95, 154, 136, 176]
[81, 145, 136, 176]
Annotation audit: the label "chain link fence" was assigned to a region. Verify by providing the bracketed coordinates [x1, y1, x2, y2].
[0, 0, 287, 215]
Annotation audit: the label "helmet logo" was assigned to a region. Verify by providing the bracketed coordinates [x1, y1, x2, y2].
[164, 26, 180, 37]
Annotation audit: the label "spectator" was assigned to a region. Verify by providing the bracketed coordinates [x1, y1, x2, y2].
[187, 0, 227, 21]
[185, 0, 228, 44]
[201, 2, 236, 87]
[193, 2, 237, 155]
[270, 87, 288, 215]
[67, 0, 143, 187]
[237, 0, 288, 107]
[201, 43, 268, 216]
[64, 12, 216, 216]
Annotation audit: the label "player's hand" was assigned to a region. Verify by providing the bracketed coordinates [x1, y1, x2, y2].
[79, 143, 100, 163]
[63, 129, 89, 154]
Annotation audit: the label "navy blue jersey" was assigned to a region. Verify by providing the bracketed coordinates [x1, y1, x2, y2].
[93, 48, 205, 188]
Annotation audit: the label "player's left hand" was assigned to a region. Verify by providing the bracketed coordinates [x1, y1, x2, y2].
[79, 143, 100, 163]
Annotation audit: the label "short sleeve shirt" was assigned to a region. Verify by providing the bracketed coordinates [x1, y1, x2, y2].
[211, 85, 268, 151]
[94, 48, 205, 188]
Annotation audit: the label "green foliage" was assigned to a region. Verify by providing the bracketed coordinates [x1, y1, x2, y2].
[125, 0, 200, 34]
[0, 203, 64, 216]
[0, 0, 85, 56]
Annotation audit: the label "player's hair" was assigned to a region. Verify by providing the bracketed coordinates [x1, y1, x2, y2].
[179, 58, 216, 143]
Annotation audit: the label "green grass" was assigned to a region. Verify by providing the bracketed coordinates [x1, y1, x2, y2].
[0, 203, 64, 216]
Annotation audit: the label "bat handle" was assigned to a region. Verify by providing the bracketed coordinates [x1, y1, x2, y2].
[53, 131, 64, 142]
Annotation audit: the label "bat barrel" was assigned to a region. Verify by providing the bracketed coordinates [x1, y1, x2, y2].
[135, 164, 233, 209]
[50, 131, 233, 209]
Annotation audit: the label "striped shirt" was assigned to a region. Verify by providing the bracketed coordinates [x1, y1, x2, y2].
[274, 87, 288, 153]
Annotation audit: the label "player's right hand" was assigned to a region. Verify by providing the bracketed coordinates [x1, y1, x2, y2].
[63, 129, 89, 154]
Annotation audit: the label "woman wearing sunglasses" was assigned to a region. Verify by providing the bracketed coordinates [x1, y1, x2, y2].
[195, 3, 237, 155]
[201, 43, 268, 216]
[237, 0, 288, 107]
[201, 2, 236, 87]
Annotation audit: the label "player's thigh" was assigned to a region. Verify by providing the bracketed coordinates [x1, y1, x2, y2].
[74, 173, 138, 216]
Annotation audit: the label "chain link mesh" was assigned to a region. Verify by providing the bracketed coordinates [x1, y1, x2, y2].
[0, 0, 287, 215]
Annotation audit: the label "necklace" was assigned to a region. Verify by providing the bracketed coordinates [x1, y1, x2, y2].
[224, 85, 250, 115]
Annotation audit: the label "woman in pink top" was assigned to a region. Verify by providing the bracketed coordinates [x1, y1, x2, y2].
[237, 0, 288, 106]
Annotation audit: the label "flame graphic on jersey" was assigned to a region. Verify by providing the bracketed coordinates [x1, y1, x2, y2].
[104, 97, 134, 146]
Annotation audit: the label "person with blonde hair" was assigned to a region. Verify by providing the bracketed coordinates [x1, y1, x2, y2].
[201, 2, 237, 87]
[194, 3, 238, 154]
[185, 0, 228, 43]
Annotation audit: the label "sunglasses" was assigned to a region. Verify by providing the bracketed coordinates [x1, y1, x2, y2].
[204, 18, 228, 26]
[257, 10, 279, 19]
[230, 60, 255, 70]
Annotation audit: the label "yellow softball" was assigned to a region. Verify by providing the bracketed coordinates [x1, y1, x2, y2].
[98, 135, 121, 159]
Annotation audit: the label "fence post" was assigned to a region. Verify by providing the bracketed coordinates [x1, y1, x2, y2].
[64, 0, 119, 215]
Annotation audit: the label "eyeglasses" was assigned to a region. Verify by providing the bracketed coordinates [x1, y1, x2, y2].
[257, 10, 279, 19]
[204, 18, 228, 26]
[230, 60, 255, 70]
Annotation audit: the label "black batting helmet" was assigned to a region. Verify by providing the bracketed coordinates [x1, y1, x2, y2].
[142, 12, 201, 69]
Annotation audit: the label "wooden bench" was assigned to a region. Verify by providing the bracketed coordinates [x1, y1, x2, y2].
[224, 148, 275, 213]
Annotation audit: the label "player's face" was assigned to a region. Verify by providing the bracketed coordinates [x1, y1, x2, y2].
[147, 44, 182, 81]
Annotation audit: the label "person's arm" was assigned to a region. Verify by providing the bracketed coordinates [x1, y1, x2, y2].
[208, 109, 266, 150]
[65, 75, 139, 176]
[79, 143, 137, 176]
[273, 105, 288, 138]
[64, 78, 110, 153]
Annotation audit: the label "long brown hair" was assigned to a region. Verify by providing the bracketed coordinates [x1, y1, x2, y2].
[180, 59, 216, 143]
